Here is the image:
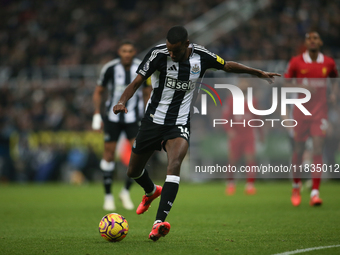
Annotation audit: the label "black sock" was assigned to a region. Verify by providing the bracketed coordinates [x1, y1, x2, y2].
[124, 177, 134, 190]
[133, 169, 154, 194]
[103, 171, 113, 194]
[155, 179, 179, 222]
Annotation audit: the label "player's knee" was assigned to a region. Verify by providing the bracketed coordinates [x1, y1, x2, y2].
[127, 166, 142, 179]
[103, 151, 115, 162]
[126, 167, 134, 178]
[103, 156, 114, 163]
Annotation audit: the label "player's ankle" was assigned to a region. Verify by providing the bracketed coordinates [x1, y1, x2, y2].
[310, 189, 319, 197]
[292, 182, 300, 189]
[146, 185, 156, 196]
[153, 220, 162, 225]
[120, 188, 129, 194]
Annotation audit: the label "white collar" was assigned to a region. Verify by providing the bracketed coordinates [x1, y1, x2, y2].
[302, 51, 324, 63]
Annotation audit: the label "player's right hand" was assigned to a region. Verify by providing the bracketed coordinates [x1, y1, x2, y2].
[92, 113, 102, 130]
[113, 103, 128, 114]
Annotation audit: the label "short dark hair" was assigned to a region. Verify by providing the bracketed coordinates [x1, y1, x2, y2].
[166, 26, 188, 44]
[119, 40, 135, 48]
[305, 31, 320, 39]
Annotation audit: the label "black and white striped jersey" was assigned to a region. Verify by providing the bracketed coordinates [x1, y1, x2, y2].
[137, 43, 225, 125]
[97, 58, 146, 123]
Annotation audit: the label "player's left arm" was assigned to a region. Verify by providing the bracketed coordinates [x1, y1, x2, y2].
[223, 61, 281, 84]
[202, 49, 280, 83]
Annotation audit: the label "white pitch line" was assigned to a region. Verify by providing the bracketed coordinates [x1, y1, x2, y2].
[272, 244, 340, 255]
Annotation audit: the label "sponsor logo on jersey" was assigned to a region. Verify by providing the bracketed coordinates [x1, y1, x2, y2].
[167, 65, 177, 71]
[216, 55, 225, 65]
[191, 64, 200, 74]
[139, 69, 146, 76]
[300, 69, 309, 74]
[165, 77, 195, 91]
[322, 67, 327, 76]
[143, 60, 150, 71]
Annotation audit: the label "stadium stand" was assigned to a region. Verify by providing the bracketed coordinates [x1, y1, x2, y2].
[0, 0, 224, 78]
[213, 0, 340, 61]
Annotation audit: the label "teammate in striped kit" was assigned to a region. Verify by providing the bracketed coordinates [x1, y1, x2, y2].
[113, 26, 280, 241]
[92, 41, 151, 211]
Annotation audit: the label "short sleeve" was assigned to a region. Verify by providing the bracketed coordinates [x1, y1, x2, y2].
[144, 77, 152, 87]
[284, 58, 297, 78]
[97, 64, 113, 87]
[208, 54, 225, 70]
[136, 47, 163, 78]
[200, 48, 225, 70]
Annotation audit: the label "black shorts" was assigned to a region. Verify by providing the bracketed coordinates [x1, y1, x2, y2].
[132, 118, 190, 154]
[103, 117, 139, 142]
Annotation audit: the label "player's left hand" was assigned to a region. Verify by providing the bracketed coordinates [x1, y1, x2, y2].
[257, 71, 281, 84]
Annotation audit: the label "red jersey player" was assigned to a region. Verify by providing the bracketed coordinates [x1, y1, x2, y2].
[284, 31, 338, 206]
[224, 78, 264, 195]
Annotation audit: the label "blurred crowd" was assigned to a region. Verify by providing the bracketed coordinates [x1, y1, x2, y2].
[0, 0, 224, 77]
[1, 0, 340, 182]
[1, 0, 340, 78]
[0, 0, 223, 182]
[0, 79, 93, 132]
[0, 79, 98, 182]
[209, 0, 340, 61]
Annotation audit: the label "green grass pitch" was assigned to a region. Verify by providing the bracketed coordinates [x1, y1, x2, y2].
[1, 181, 340, 255]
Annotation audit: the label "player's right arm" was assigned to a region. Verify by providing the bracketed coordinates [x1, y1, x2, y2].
[113, 74, 145, 114]
[92, 85, 105, 130]
[93, 86, 105, 114]
[92, 61, 113, 130]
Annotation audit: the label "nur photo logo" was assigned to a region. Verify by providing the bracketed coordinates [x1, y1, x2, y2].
[197, 80, 312, 128]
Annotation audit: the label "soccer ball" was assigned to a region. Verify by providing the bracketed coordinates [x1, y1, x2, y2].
[99, 213, 129, 242]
